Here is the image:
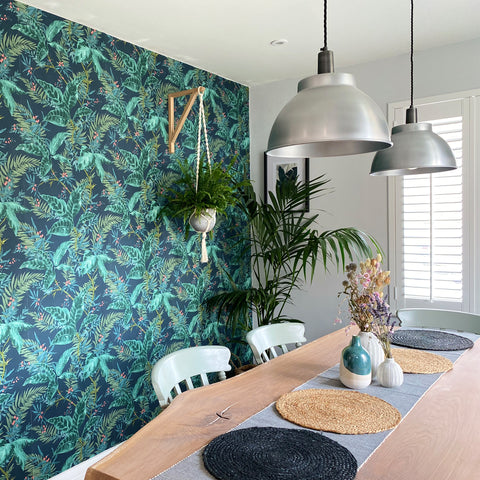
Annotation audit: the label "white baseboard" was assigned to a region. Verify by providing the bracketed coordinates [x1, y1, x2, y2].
[49, 444, 120, 480]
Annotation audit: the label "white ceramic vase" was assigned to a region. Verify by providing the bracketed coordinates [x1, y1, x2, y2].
[377, 357, 404, 388]
[358, 331, 385, 379]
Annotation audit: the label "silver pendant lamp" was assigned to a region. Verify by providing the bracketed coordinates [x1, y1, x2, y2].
[267, 0, 392, 158]
[370, 0, 456, 176]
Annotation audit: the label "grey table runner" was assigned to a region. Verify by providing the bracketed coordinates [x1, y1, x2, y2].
[152, 330, 478, 480]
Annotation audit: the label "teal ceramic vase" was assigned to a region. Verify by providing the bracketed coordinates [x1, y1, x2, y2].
[339, 335, 372, 389]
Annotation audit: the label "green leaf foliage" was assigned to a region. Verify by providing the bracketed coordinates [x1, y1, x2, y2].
[0, 201, 29, 234]
[0, 4, 250, 480]
[0, 79, 24, 114]
[159, 156, 248, 225]
[206, 175, 379, 333]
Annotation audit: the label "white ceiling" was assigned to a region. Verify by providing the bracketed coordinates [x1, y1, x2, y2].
[18, 0, 480, 86]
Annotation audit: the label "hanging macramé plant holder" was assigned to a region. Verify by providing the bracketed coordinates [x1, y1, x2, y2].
[189, 91, 215, 263]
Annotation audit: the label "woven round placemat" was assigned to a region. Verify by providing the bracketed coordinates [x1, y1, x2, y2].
[392, 329, 474, 351]
[202, 426, 357, 480]
[276, 389, 401, 435]
[392, 348, 453, 374]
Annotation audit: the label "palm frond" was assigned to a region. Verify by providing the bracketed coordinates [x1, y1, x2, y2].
[205, 173, 380, 329]
[1, 272, 43, 311]
[0, 33, 36, 63]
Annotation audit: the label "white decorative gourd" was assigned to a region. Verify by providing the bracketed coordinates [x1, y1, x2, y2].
[377, 357, 404, 388]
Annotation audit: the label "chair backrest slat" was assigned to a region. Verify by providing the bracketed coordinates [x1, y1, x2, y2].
[200, 373, 209, 386]
[173, 384, 182, 397]
[268, 347, 278, 358]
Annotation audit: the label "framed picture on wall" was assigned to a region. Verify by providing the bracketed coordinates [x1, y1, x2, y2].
[264, 153, 310, 212]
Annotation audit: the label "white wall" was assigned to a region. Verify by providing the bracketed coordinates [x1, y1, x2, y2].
[249, 37, 480, 341]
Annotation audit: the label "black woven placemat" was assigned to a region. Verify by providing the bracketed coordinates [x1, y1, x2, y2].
[202, 426, 357, 480]
[392, 329, 474, 351]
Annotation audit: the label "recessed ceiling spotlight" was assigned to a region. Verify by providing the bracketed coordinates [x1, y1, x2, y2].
[270, 39, 288, 46]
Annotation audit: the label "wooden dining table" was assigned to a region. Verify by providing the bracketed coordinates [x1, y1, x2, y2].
[85, 328, 480, 480]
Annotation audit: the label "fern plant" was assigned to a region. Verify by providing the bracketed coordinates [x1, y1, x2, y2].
[205, 174, 380, 334]
[158, 156, 247, 230]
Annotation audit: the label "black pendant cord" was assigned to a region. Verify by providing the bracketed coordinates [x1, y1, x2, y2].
[322, 0, 328, 51]
[318, 0, 334, 73]
[410, 0, 414, 109]
[406, 0, 417, 123]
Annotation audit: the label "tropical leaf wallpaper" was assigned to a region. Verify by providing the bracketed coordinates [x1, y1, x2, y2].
[0, 2, 251, 479]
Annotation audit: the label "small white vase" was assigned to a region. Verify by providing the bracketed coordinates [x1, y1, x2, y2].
[358, 331, 385, 379]
[377, 357, 404, 388]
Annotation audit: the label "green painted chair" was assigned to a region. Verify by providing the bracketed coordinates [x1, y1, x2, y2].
[151, 346, 232, 408]
[246, 323, 306, 364]
[396, 308, 480, 334]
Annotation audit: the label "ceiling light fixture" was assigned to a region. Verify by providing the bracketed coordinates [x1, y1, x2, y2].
[270, 39, 288, 46]
[266, 0, 392, 158]
[370, 0, 456, 176]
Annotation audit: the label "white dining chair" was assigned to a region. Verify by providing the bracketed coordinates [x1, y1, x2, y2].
[246, 322, 306, 364]
[396, 308, 480, 334]
[151, 345, 232, 407]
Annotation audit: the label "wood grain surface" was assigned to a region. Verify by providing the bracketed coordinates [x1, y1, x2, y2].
[85, 329, 479, 480]
[85, 329, 347, 480]
[356, 338, 480, 480]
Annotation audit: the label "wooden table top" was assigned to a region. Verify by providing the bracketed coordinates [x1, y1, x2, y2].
[85, 328, 480, 480]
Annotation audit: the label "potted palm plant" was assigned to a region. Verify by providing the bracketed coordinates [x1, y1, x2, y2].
[205, 173, 380, 334]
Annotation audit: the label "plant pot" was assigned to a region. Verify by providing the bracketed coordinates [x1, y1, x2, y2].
[189, 208, 216, 263]
[377, 357, 404, 388]
[358, 331, 385, 379]
[189, 208, 216, 233]
[339, 335, 371, 389]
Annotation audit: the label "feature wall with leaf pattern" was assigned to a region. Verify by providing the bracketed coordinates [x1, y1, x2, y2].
[0, 2, 251, 479]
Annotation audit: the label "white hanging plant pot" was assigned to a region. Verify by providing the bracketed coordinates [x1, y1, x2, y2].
[189, 208, 216, 233]
[189, 208, 216, 263]
[377, 357, 404, 388]
[358, 331, 385, 379]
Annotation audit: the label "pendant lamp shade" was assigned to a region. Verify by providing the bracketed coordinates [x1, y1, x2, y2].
[370, 123, 457, 176]
[369, 0, 456, 176]
[267, 0, 391, 159]
[267, 72, 392, 158]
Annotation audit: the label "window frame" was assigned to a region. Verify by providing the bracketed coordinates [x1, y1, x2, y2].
[387, 89, 479, 314]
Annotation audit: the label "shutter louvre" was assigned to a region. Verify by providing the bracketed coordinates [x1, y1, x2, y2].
[402, 116, 463, 302]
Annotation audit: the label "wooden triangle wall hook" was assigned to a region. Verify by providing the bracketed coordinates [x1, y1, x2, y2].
[168, 86, 205, 153]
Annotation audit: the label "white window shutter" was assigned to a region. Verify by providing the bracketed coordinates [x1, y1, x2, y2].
[388, 91, 480, 313]
[401, 116, 463, 303]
